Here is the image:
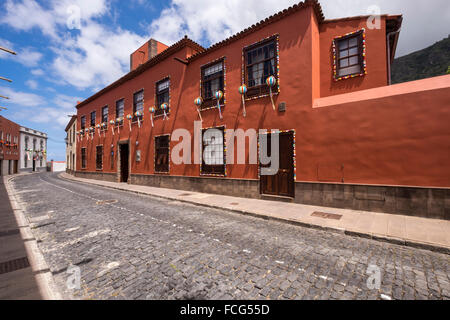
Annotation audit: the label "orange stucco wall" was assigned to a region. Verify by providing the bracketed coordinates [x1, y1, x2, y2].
[319, 17, 389, 98]
[76, 6, 450, 188]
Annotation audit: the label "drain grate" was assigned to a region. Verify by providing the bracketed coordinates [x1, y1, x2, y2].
[0, 257, 30, 275]
[0, 229, 20, 238]
[179, 193, 193, 197]
[96, 199, 118, 205]
[311, 211, 343, 220]
[230, 203, 240, 206]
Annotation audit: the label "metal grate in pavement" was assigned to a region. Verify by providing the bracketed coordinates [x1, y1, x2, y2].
[0, 257, 31, 274]
[0, 229, 20, 238]
[311, 211, 343, 220]
[178, 193, 193, 197]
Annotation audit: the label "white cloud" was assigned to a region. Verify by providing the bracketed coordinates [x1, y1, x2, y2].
[1, 0, 146, 89]
[53, 94, 83, 110]
[31, 69, 45, 76]
[148, 0, 450, 57]
[25, 79, 38, 90]
[0, 87, 45, 107]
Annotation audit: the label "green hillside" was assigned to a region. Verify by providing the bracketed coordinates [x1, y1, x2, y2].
[391, 35, 450, 84]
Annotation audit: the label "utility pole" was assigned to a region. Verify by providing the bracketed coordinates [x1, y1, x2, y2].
[0, 46, 16, 55]
[0, 45, 16, 111]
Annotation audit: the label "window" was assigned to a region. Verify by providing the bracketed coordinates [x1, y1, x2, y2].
[81, 148, 87, 169]
[244, 38, 277, 98]
[334, 31, 364, 78]
[133, 90, 144, 122]
[115, 99, 124, 125]
[201, 60, 224, 108]
[81, 116, 86, 130]
[155, 135, 169, 173]
[155, 78, 170, 116]
[101, 106, 109, 126]
[96, 145, 103, 170]
[201, 127, 225, 175]
[90, 111, 96, 127]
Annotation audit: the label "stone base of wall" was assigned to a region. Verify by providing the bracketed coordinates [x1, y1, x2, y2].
[75, 171, 117, 183]
[131, 174, 260, 199]
[295, 182, 449, 220]
[74, 171, 450, 220]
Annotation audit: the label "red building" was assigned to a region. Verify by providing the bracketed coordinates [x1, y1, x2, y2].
[75, 0, 450, 219]
[0, 115, 20, 176]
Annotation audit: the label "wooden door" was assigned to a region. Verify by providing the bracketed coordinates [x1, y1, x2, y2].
[260, 131, 294, 198]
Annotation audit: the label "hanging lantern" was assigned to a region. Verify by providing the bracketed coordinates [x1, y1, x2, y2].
[96, 124, 101, 135]
[161, 103, 169, 120]
[194, 97, 203, 121]
[116, 118, 122, 134]
[135, 111, 143, 128]
[149, 107, 155, 127]
[238, 85, 248, 117]
[109, 120, 115, 135]
[215, 90, 224, 119]
[266, 76, 277, 111]
[126, 114, 133, 131]
[101, 122, 107, 137]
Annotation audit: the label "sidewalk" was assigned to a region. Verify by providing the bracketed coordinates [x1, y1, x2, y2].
[0, 177, 41, 299]
[60, 173, 450, 254]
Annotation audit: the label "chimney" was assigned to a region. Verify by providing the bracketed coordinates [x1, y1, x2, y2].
[130, 39, 169, 71]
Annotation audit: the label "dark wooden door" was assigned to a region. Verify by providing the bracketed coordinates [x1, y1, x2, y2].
[119, 143, 129, 183]
[260, 131, 294, 198]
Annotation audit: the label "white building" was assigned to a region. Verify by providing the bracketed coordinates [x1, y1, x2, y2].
[19, 126, 48, 172]
[65, 115, 77, 173]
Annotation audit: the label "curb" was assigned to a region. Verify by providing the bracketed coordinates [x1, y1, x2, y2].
[59, 173, 450, 255]
[4, 176, 63, 300]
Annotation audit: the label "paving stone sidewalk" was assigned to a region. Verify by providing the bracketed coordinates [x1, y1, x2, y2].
[60, 173, 450, 254]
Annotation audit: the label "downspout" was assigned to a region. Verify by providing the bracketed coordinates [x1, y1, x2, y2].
[387, 27, 401, 85]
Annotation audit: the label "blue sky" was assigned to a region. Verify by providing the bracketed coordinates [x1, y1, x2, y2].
[0, 0, 448, 161]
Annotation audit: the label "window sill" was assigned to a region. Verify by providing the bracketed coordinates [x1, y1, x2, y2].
[333, 71, 366, 82]
[245, 91, 279, 101]
[200, 172, 226, 177]
[154, 114, 171, 118]
[200, 104, 225, 111]
[155, 171, 169, 174]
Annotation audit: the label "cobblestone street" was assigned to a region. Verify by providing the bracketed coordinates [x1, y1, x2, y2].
[10, 173, 450, 300]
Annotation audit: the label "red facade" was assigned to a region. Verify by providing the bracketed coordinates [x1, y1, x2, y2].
[0, 116, 20, 175]
[75, 0, 450, 204]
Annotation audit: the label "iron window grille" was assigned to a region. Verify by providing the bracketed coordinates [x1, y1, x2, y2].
[115, 99, 124, 126]
[201, 127, 225, 175]
[133, 90, 144, 122]
[90, 111, 96, 127]
[244, 38, 277, 98]
[81, 148, 87, 169]
[201, 60, 224, 109]
[96, 145, 103, 170]
[155, 78, 170, 117]
[155, 135, 169, 173]
[101, 106, 109, 128]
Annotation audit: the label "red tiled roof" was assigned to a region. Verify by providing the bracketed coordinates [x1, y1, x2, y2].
[76, 37, 205, 109]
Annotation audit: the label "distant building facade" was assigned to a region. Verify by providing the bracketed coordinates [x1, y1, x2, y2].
[19, 126, 48, 173]
[0, 115, 20, 176]
[65, 115, 77, 173]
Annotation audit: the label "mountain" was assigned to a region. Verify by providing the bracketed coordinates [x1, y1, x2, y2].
[391, 35, 450, 84]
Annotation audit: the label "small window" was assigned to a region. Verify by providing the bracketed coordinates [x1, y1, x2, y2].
[81, 148, 87, 169]
[101, 106, 109, 125]
[96, 145, 103, 170]
[155, 135, 169, 173]
[90, 111, 96, 127]
[155, 78, 170, 116]
[244, 38, 277, 98]
[201, 127, 225, 175]
[115, 99, 124, 125]
[133, 90, 144, 122]
[80, 116, 86, 130]
[334, 31, 364, 79]
[201, 60, 224, 109]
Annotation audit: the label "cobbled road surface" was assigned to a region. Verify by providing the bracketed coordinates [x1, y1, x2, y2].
[10, 173, 450, 300]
